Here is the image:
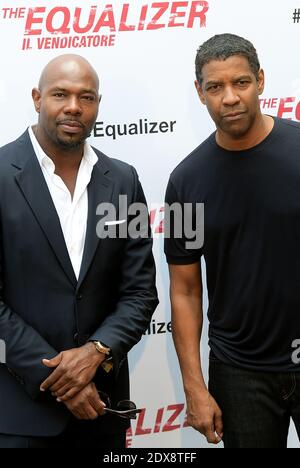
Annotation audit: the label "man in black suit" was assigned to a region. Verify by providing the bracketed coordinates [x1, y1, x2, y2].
[0, 54, 158, 448]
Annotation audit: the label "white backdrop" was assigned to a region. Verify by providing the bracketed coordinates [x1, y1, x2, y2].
[0, 0, 299, 448]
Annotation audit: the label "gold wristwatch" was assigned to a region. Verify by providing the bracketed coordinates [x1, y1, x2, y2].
[92, 341, 111, 357]
[92, 341, 113, 373]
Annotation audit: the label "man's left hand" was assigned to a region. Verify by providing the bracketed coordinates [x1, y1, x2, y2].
[40, 342, 105, 401]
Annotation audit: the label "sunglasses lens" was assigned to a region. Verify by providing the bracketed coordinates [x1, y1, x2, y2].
[117, 400, 137, 411]
[97, 394, 141, 419]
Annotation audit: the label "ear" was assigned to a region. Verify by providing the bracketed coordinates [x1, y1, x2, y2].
[195, 80, 206, 105]
[32, 87, 41, 113]
[257, 69, 265, 96]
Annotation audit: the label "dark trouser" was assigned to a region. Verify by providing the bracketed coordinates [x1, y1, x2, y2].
[0, 420, 126, 448]
[209, 359, 300, 448]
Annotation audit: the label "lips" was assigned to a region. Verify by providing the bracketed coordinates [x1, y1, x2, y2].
[58, 120, 84, 133]
[222, 111, 245, 121]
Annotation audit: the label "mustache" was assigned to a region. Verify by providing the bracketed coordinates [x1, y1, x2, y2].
[221, 110, 246, 117]
[56, 119, 84, 128]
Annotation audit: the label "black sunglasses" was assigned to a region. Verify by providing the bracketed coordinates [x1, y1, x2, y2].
[98, 391, 142, 420]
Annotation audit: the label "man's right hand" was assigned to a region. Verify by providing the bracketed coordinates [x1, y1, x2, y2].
[186, 390, 223, 444]
[62, 382, 106, 420]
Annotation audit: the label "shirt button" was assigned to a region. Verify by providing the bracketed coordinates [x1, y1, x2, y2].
[76, 294, 83, 300]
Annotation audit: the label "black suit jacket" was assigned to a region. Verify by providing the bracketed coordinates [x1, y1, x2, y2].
[0, 130, 158, 437]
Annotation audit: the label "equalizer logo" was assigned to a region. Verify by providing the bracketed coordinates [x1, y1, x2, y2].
[0, 2, 210, 51]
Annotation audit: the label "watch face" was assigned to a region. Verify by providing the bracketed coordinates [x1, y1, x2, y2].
[95, 342, 110, 355]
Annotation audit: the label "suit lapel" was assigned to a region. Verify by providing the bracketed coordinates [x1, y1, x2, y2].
[12, 131, 114, 291]
[77, 163, 114, 290]
[14, 142, 78, 289]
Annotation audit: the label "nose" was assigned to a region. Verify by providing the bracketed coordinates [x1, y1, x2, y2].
[222, 86, 240, 106]
[64, 96, 82, 116]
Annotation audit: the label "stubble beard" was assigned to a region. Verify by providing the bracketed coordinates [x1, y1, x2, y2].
[54, 126, 92, 150]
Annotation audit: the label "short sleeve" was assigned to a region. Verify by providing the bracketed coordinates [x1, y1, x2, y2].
[164, 178, 203, 265]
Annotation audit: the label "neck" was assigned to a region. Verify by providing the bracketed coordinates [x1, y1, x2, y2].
[32, 124, 84, 171]
[216, 114, 274, 151]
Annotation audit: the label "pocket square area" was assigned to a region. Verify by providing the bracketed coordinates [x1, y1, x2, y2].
[104, 219, 127, 226]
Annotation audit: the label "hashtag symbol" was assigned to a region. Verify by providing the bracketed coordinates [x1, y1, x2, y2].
[293, 8, 300, 23]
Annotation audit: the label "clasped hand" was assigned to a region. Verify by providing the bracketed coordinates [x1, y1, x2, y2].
[40, 343, 106, 420]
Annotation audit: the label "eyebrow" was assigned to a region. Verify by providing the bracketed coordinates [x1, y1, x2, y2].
[50, 87, 98, 95]
[80, 88, 98, 95]
[205, 75, 252, 89]
[232, 75, 253, 82]
[205, 75, 253, 88]
[205, 81, 222, 88]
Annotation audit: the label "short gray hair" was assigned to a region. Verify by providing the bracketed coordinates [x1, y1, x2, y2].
[195, 33, 260, 84]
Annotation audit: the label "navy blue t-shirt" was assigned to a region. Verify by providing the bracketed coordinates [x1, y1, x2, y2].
[165, 117, 300, 372]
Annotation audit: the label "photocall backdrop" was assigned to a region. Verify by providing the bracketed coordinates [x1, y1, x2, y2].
[0, 0, 299, 448]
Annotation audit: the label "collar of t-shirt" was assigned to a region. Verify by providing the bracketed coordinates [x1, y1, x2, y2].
[28, 126, 98, 280]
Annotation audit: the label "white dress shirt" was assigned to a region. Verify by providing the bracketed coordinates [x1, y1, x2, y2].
[28, 126, 98, 279]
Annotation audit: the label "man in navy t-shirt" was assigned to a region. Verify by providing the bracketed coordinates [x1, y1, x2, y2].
[165, 33, 300, 448]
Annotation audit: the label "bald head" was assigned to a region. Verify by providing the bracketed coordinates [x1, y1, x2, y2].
[32, 54, 101, 152]
[38, 54, 99, 93]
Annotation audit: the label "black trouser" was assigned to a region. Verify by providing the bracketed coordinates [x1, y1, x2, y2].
[209, 359, 300, 448]
[0, 420, 126, 448]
